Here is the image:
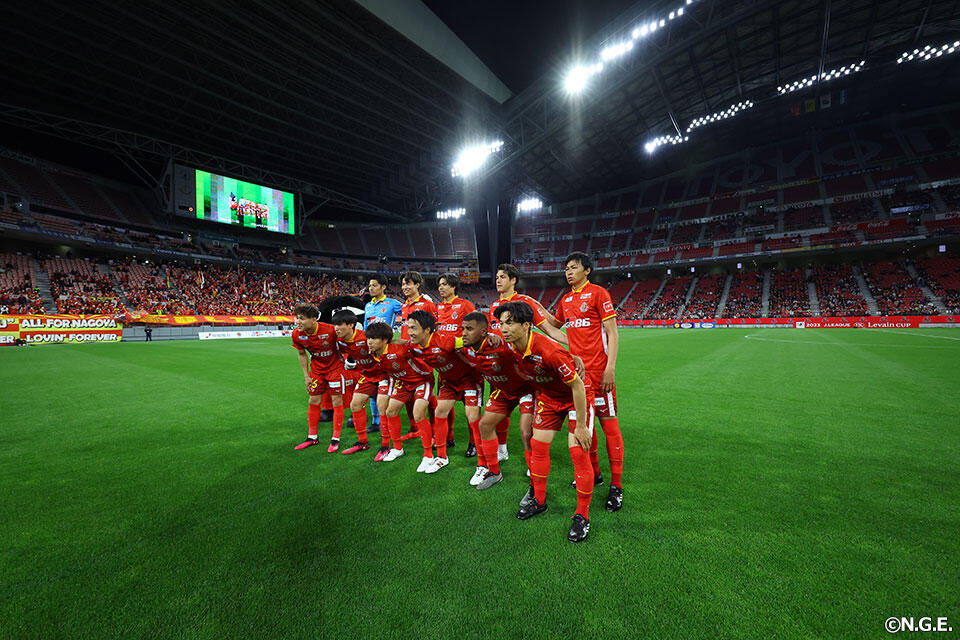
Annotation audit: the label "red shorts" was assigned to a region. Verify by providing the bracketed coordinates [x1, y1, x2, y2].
[438, 377, 483, 407]
[388, 378, 433, 404]
[533, 390, 595, 434]
[355, 374, 389, 398]
[583, 370, 617, 418]
[484, 387, 535, 416]
[308, 370, 350, 397]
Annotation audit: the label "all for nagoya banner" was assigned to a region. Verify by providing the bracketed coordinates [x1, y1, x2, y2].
[125, 314, 295, 326]
[0, 314, 123, 345]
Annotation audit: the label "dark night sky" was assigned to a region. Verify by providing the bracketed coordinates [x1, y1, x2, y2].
[421, 0, 641, 95]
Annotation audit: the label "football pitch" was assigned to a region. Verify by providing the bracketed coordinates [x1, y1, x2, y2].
[2, 329, 959, 639]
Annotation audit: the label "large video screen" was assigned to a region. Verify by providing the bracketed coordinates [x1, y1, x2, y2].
[194, 170, 295, 235]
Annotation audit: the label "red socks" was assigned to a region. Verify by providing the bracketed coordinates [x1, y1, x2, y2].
[307, 403, 322, 437]
[496, 417, 509, 445]
[417, 418, 434, 458]
[480, 438, 500, 474]
[601, 418, 624, 487]
[321, 391, 333, 411]
[523, 447, 532, 475]
[332, 404, 344, 440]
[388, 414, 403, 450]
[351, 409, 369, 444]
[589, 431, 600, 476]
[569, 443, 594, 519]
[469, 420, 483, 466]
[434, 417, 449, 458]
[530, 438, 551, 503]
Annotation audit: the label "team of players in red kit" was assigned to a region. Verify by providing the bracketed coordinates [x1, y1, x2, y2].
[289, 252, 625, 543]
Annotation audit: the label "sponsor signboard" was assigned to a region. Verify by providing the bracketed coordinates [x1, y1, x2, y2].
[0, 314, 122, 345]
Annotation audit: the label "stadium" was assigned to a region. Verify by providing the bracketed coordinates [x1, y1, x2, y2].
[2, 0, 959, 637]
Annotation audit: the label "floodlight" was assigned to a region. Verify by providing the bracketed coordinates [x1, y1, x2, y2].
[437, 207, 465, 220]
[451, 141, 503, 178]
[564, 65, 591, 93]
[517, 198, 543, 213]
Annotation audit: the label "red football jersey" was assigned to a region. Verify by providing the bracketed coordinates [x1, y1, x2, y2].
[369, 342, 433, 386]
[507, 331, 578, 401]
[435, 296, 474, 337]
[400, 294, 436, 340]
[488, 292, 546, 332]
[291, 323, 342, 375]
[458, 336, 532, 396]
[409, 332, 477, 384]
[336, 328, 381, 379]
[555, 281, 617, 372]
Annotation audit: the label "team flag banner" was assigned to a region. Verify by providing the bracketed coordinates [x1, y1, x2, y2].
[0, 314, 123, 346]
[125, 314, 295, 326]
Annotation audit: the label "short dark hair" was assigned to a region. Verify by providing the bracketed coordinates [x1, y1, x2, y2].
[497, 300, 533, 325]
[438, 272, 459, 291]
[294, 303, 319, 319]
[370, 273, 390, 287]
[332, 309, 358, 326]
[400, 271, 423, 286]
[462, 311, 488, 328]
[497, 263, 520, 284]
[407, 309, 436, 332]
[364, 321, 393, 340]
[565, 251, 592, 273]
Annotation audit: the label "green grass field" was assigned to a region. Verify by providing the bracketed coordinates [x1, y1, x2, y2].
[2, 329, 959, 639]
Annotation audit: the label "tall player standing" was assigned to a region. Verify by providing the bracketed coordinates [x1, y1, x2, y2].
[537, 252, 624, 512]
[435, 272, 476, 456]
[496, 301, 595, 543]
[290, 304, 354, 452]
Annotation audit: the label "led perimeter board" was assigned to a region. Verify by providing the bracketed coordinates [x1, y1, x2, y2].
[187, 169, 294, 235]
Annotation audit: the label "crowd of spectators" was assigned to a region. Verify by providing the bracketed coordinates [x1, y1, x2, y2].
[863, 260, 939, 315]
[768, 267, 810, 317]
[916, 254, 960, 313]
[44, 257, 125, 315]
[0, 253, 45, 314]
[644, 276, 692, 319]
[682, 273, 725, 318]
[722, 270, 763, 318]
[811, 264, 868, 316]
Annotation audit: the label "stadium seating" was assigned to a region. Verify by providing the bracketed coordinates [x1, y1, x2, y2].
[617, 278, 661, 320]
[722, 270, 763, 317]
[44, 257, 125, 315]
[863, 260, 937, 315]
[811, 264, 868, 316]
[0, 252, 45, 314]
[644, 276, 692, 319]
[916, 254, 960, 313]
[768, 268, 810, 317]
[683, 273, 725, 318]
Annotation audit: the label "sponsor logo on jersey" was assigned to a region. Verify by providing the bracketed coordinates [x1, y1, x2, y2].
[565, 296, 573, 302]
[568, 318, 592, 328]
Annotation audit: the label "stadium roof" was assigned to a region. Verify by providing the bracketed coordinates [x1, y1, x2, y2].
[1, 0, 959, 222]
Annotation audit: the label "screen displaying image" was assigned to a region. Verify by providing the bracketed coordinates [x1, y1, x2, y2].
[195, 170, 295, 235]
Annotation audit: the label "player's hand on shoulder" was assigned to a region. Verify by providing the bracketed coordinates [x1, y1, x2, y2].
[485, 333, 503, 348]
[344, 358, 357, 370]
